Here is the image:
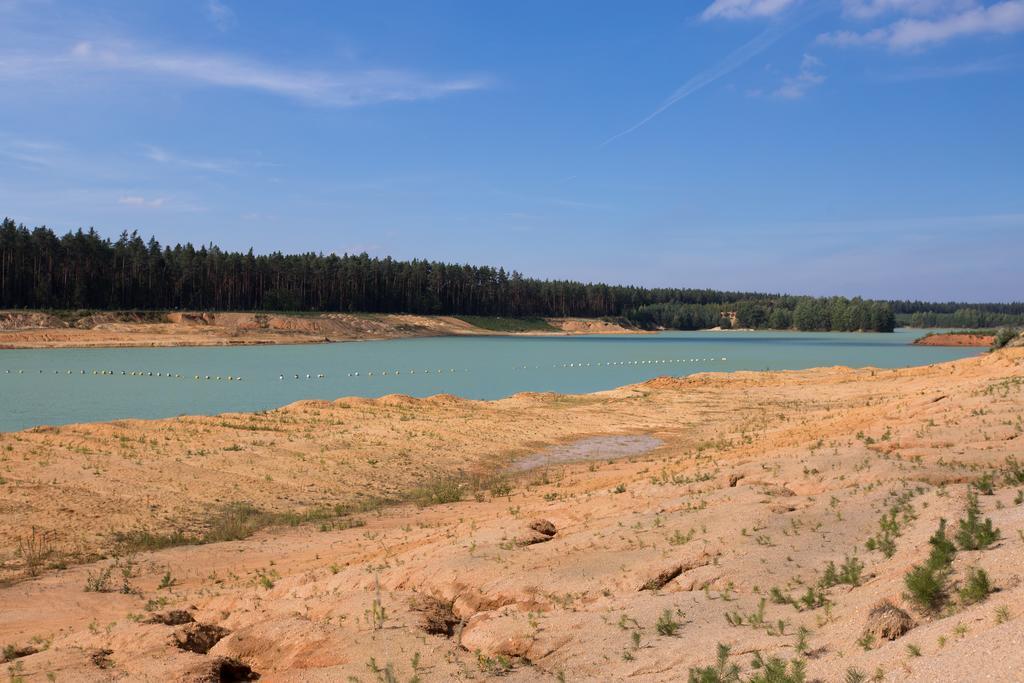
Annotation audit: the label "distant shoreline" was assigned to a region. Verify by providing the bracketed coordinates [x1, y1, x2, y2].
[0, 310, 644, 350]
[1, 309, 984, 350]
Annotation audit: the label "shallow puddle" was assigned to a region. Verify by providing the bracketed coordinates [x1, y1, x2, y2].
[511, 434, 663, 471]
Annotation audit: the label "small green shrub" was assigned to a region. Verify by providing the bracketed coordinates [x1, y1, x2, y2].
[973, 473, 995, 495]
[656, 609, 681, 636]
[820, 554, 864, 588]
[955, 493, 1000, 551]
[748, 652, 806, 683]
[799, 586, 828, 611]
[844, 669, 867, 683]
[904, 573, 941, 612]
[991, 327, 1018, 350]
[959, 567, 992, 605]
[687, 643, 741, 683]
[411, 479, 463, 507]
[1003, 457, 1024, 486]
[926, 518, 957, 570]
[904, 519, 955, 612]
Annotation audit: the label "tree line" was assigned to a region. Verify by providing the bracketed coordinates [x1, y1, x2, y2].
[1, 219, 1018, 333]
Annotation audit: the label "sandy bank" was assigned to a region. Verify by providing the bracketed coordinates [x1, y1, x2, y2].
[913, 332, 994, 347]
[0, 348, 1022, 681]
[0, 310, 638, 349]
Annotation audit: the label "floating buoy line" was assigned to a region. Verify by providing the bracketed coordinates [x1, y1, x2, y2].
[512, 357, 728, 370]
[1, 369, 244, 382]
[3, 359, 729, 381]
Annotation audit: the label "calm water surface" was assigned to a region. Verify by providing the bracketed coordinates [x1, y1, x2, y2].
[0, 329, 980, 432]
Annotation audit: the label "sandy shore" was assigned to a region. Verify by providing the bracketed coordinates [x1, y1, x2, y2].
[0, 348, 1022, 680]
[913, 333, 994, 347]
[0, 311, 640, 349]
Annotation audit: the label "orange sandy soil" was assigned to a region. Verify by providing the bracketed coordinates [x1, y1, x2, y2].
[912, 333, 994, 348]
[0, 312, 639, 349]
[1, 350, 1023, 681]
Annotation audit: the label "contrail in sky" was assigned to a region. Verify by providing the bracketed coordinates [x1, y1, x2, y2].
[600, 8, 822, 147]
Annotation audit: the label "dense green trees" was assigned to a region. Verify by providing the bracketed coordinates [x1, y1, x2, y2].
[0, 218, 1016, 333]
[0, 219, 772, 317]
[899, 309, 1024, 329]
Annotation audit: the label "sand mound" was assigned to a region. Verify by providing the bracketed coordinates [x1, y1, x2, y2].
[863, 600, 914, 641]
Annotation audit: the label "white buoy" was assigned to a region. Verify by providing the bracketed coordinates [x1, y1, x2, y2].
[279, 375, 284, 380]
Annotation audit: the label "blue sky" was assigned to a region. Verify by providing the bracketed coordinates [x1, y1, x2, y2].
[0, 0, 1021, 301]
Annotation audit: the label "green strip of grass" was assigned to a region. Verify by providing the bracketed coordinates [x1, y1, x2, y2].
[110, 501, 372, 553]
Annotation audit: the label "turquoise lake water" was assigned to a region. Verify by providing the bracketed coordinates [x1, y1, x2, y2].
[0, 329, 980, 432]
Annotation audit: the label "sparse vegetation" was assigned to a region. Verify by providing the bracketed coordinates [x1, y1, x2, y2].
[656, 609, 681, 636]
[958, 567, 992, 605]
[820, 554, 864, 588]
[955, 493, 1000, 550]
[410, 479, 463, 507]
[687, 643, 806, 683]
[991, 327, 1019, 350]
[865, 492, 916, 558]
[904, 519, 955, 612]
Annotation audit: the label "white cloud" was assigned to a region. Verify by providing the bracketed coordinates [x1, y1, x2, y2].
[0, 41, 489, 108]
[820, 0, 1024, 49]
[0, 138, 62, 167]
[702, 0, 800, 20]
[774, 53, 826, 98]
[840, 0, 978, 20]
[888, 1, 1024, 46]
[817, 28, 890, 46]
[118, 195, 166, 208]
[144, 145, 235, 173]
[876, 55, 1016, 79]
[206, 0, 235, 31]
